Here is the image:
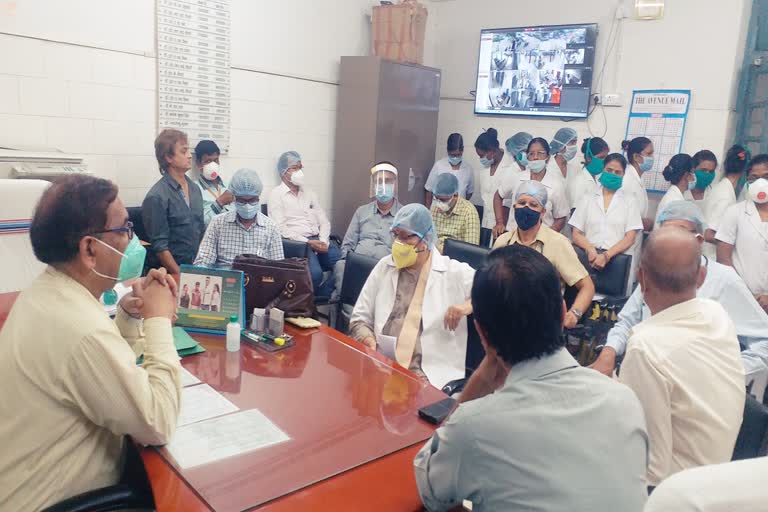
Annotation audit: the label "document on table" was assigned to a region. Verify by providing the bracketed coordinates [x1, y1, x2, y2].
[376, 333, 397, 360]
[179, 367, 201, 387]
[167, 408, 290, 469]
[178, 384, 239, 427]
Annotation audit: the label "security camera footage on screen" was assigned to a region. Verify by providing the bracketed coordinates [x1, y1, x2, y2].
[475, 23, 597, 118]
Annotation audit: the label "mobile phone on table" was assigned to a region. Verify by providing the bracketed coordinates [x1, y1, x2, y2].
[418, 397, 457, 425]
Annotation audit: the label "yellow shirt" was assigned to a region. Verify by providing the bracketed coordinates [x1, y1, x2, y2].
[432, 197, 481, 252]
[0, 268, 181, 511]
[493, 224, 589, 288]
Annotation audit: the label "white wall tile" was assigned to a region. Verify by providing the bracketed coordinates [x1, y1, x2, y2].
[0, 35, 46, 77]
[46, 118, 95, 154]
[0, 114, 47, 147]
[43, 43, 94, 82]
[18, 77, 69, 117]
[132, 55, 156, 91]
[0, 75, 20, 114]
[113, 87, 155, 123]
[68, 82, 119, 120]
[89, 51, 136, 88]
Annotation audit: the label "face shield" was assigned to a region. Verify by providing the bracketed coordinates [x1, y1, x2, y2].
[370, 163, 399, 202]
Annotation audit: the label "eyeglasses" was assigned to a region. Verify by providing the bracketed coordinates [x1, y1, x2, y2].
[527, 151, 548, 158]
[235, 197, 260, 205]
[94, 221, 134, 240]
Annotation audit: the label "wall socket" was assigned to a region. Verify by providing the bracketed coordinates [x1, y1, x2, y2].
[599, 93, 623, 107]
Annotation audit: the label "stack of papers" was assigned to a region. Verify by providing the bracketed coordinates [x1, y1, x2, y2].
[173, 327, 206, 357]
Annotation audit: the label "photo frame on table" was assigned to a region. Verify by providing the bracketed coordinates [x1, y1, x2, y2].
[176, 265, 245, 335]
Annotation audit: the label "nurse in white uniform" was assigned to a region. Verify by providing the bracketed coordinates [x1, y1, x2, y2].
[473, 128, 514, 230]
[550, 127, 579, 184]
[716, 154, 768, 312]
[703, 144, 750, 256]
[570, 153, 642, 272]
[621, 137, 654, 230]
[655, 153, 696, 225]
[500, 137, 570, 233]
[568, 137, 610, 209]
[425, 133, 474, 208]
[490, 131, 531, 236]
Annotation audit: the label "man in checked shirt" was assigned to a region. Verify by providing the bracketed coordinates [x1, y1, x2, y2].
[194, 168, 284, 269]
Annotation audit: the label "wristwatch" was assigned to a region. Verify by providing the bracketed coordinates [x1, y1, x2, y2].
[569, 307, 583, 318]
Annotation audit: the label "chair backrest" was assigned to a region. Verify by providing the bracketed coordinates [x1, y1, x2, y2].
[340, 252, 380, 307]
[126, 206, 149, 244]
[464, 314, 485, 377]
[474, 203, 484, 223]
[0, 179, 50, 293]
[732, 394, 768, 460]
[572, 245, 632, 297]
[261, 203, 268, 216]
[443, 238, 490, 270]
[479, 227, 493, 248]
[282, 239, 309, 259]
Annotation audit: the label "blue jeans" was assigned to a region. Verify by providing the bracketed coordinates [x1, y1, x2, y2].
[307, 236, 341, 297]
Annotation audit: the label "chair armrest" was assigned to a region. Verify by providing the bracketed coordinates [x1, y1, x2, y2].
[42, 484, 152, 512]
[442, 378, 467, 396]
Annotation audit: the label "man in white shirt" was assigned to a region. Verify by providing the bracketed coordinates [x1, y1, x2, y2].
[268, 150, 340, 296]
[644, 457, 768, 512]
[590, 201, 768, 390]
[414, 244, 648, 512]
[0, 174, 180, 510]
[619, 228, 745, 488]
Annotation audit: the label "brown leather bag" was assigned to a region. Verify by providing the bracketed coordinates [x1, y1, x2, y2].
[232, 254, 315, 320]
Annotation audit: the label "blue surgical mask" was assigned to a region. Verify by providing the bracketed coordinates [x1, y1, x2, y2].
[527, 159, 547, 174]
[447, 155, 462, 166]
[375, 183, 395, 203]
[236, 202, 260, 220]
[91, 236, 146, 283]
[638, 155, 654, 173]
[479, 156, 494, 168]
[563, 146, 578, 161]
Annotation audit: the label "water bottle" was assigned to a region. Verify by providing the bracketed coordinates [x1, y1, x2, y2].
[226, 315, 241, 352]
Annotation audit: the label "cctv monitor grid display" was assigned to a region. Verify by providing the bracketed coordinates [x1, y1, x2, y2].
[475, 23, 598, 118]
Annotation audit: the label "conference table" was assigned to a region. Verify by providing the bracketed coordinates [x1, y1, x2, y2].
[0, 291, 448, 511]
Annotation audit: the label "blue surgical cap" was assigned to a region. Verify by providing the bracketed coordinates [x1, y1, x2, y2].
[229, 168, 263, 197]
[505, 132, 533, 155]
[657, 200, 706, 235]
[515, 180, 548, 207]
[277, 151, 301, 176]
[391, 203, 436, 249]
[433, 172, 459, 197]
[550, 127, 578, 154]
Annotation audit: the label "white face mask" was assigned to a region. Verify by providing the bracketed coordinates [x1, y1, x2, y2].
[528, 159, 547, 174]
[289, 170, 305, 187]
[749, 178, 768, 204]
[201, 162, 220, 181]
[563, 146, 578, 161]
[435, 199, 452, 213]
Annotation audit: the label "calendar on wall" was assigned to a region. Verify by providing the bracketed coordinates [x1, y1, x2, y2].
[624, 90, 691, 193]
[156, 0, 231, 153]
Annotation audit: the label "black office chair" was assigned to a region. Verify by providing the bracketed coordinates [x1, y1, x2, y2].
[479, 227, 493, 248]
[441, 239, 490, 396]
[474, 203, 484, 223]
[572, 245, 633, 304]
[336, 252, 380, 333]
[261, 203, 268, 216]
[732, 394, 768, 460]
[282, 239, 309, 259]
[126, 206, 149, 244]
[443, 238, 490, 270]
[43, 440, 154, 512]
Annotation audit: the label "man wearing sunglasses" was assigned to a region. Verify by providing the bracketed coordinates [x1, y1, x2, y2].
[194, 168, 284, 268]
[0, 175, 181, 511]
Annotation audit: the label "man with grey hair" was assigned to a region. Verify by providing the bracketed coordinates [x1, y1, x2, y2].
[194, 168, 283, 269]
[268, 151, 339, 296]
[619, 227, 745, 488]
[591, 200, 768, 390]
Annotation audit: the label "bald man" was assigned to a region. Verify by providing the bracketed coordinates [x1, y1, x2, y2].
[619, 228, 745, 489]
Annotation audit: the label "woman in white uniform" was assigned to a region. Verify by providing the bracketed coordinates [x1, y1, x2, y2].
[490, 131, 532, 236]
[473, 128, 511, 230]
[570, 153, 642, 272]
[349, 204, 476, 388]
[703, 145, 750, 256]
[501, 137, 570, 233]
[621, 137, 654, 230]
[716, 154, 768, 312]
[688, 150, 718, 257]
[655, 153, 696, 225]
[425, 133, 474, 208]
[550, 127, 579, 184]
[568, 137, 610, 210]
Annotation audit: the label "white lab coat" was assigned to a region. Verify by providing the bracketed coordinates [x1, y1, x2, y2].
[703, 178, 738, 259]
[716, 200, 768, 295]
[478, 163, 517, 229]
[503, 167, 570, 231]
[350, 252, 475, 388]
[569, 186, 642, 254]
[567, 167, 598, 209]
[654, 184, 688, 225]
[424, 158, 475, 199]
[623, 165, 649, 218]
